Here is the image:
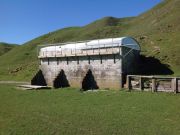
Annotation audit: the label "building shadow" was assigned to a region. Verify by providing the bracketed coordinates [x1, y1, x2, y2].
[82, 69, 99, 91]
[138, 55, 174, 75]
[31, 70, 47, 86]
[53, 69, 70, 88]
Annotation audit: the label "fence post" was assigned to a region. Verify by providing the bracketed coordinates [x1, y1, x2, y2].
[139, 76, 143, 91]
[152, 77, 156, 92]
[127, 76, 131, 91]
[173, 78, 177, 94]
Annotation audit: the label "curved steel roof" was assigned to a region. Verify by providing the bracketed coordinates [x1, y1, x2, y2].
[40, 37, 140, 51]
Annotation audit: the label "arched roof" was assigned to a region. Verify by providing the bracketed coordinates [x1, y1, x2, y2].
[40, 37, 140, 51]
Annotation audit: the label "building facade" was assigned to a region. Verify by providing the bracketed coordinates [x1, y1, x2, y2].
[37, 37, 140, 89]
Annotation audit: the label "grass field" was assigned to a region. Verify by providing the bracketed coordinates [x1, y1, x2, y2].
[0, 84, 180, 135]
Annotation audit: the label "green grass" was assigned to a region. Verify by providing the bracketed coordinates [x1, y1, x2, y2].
[0, 84, 180, 135]
[0, 42, 18, 56]
[0, 0, 180, 81]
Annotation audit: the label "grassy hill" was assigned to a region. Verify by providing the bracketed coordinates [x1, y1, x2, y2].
[0, 0, 179, 81]
[0, 42, 17, 56]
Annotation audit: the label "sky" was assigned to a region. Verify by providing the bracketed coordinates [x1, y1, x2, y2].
[0, 0, 162, 44]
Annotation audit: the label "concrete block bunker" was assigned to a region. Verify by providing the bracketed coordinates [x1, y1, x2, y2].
[33, 37, 140, 90]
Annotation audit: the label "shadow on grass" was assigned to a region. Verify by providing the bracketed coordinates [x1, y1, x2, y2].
[138, 55, 174, 75]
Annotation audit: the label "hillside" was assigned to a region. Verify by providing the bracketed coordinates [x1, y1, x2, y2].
[0, 0, 179, 81]
[0, 42, 17, 56]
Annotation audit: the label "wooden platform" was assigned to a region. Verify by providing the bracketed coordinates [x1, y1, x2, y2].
[18, 85, 52, 90]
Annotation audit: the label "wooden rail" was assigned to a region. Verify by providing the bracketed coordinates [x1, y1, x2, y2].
[126, 75, 180, 93]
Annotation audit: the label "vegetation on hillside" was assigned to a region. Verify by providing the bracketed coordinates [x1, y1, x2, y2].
[0, 42, 17, 56]
[0, 0, 179, 81]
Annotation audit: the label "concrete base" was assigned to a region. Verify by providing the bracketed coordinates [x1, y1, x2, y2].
[40, 54, 122, 90]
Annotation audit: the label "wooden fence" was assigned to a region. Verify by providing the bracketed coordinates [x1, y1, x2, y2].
[126, 75, 180, 93]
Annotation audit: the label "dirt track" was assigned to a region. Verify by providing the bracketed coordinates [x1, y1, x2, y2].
[0, 81, 29, 84]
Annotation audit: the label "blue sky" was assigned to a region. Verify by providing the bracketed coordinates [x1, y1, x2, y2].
[0, 0, 162, 44]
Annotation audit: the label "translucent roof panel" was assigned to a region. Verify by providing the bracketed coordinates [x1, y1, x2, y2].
[40, 37, 140, 51]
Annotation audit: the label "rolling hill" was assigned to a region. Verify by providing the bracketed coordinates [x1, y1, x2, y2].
[0, 0, 179, 81]
[0, 42, 17, 56]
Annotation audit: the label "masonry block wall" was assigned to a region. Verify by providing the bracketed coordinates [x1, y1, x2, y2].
[39, 47, 139, 90]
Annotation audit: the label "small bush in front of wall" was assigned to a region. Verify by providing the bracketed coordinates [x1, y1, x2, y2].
[53, 69, 70, 88]
[31, 70, 47, 86]
[81, 69, 99, 91]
